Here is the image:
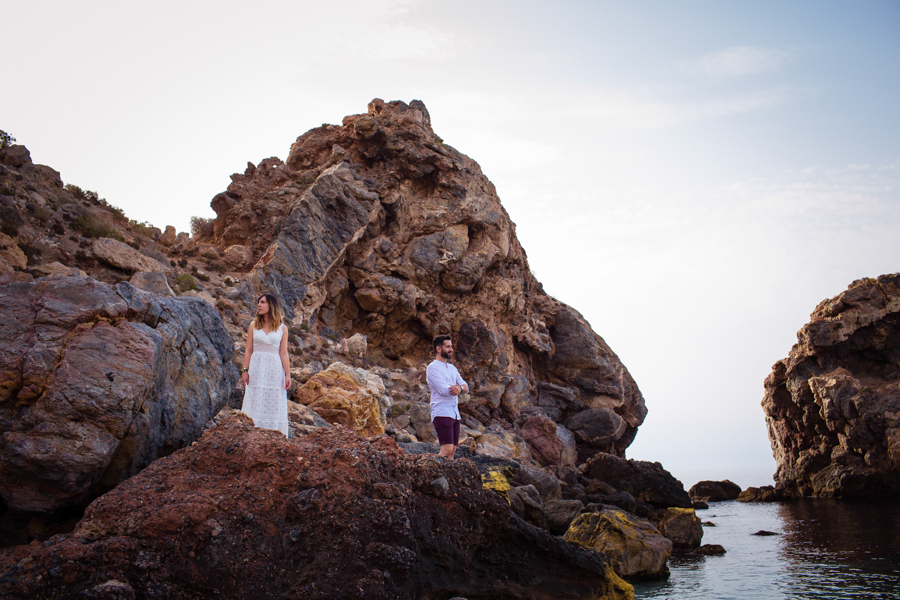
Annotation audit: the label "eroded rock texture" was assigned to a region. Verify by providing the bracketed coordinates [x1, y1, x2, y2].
[0, 416, 632, 600]
[762, 274, 900, 497]
[0, 276, 237, 518]
[210, 99, 646, 459]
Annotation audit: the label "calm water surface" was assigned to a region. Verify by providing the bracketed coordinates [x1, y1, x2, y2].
[632, 499, 900, 599]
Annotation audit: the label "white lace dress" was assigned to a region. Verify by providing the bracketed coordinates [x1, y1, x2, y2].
[241, 325, 289, 436]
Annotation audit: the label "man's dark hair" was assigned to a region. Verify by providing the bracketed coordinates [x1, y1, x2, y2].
[432, 335, 452, 351]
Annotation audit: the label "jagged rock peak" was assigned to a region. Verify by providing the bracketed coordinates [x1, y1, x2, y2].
[762, 273, 900, 498]
[209, 99, 648, 459]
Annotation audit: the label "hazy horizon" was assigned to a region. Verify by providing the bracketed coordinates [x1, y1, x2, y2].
[4, 0, 898, 487]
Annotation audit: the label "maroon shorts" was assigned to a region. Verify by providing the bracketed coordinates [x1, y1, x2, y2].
[432, 416, 460, 446]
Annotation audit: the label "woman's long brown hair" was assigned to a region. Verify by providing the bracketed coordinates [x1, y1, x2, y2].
[251, 293, 285, 332]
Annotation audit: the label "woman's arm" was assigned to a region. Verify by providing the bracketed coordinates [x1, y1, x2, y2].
[241, 325, 254, 386]
[280, 324, 291, 390]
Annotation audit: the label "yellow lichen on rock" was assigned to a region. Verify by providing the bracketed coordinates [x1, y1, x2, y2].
[478, 464, 514, 504]
[602, 563, 635, 600]
[564, 508, 672, 580]
[294, 362, 386, 436]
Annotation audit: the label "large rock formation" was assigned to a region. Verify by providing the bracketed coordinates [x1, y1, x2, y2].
[0, 276, 237, 523]
[209, 99, 646, 459]
[762, 274, 900, 497]
[0, 416, 633, 600]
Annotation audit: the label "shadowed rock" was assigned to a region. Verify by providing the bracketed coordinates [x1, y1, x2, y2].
[0, 276, 237, 520]
[0, 416, 632, 600]
[762, 273, 900, 498]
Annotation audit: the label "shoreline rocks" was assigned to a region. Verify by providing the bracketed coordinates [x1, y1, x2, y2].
[762, 274, 900, 498]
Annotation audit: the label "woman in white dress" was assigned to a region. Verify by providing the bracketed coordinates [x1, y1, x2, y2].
[239, 293, 290, 435]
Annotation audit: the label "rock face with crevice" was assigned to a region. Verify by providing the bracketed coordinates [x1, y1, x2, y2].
[210, 99, 646, 459]
[0, 276, 238, 519]
[762, 274, 900, 497]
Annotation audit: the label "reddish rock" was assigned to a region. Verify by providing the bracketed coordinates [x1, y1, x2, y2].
[688, 480, 742, 502]
[762, 274, 900, 497]
[208, 99, 646, 458]
[0, 416, 630, 600]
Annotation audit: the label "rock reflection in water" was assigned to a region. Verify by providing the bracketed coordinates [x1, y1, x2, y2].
[776, 499, 900, 598]
[634, 499, 900, 599]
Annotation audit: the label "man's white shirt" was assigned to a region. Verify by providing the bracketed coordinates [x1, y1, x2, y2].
[426, 359, 467, 420]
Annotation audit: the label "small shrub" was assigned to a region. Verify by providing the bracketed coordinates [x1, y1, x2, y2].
[223, 277, 235, 287]
[0, 206, 22, 236]
[52, 223, 66, 235]
[175, 273, 198, 292]
[0, 130, 16, 149]
[299, 322, 309, 332]
[190, 216, 215, 241]
[194, 272, 210, 282]
[207, 260, 226, 274]
[177, 258, 188, 268]
[73, 215, 117, 239]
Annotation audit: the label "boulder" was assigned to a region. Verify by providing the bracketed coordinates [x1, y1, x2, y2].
[657, 507, 703, 550]
[0, 145, 32, 168]
[518, 413, 566, 466]
[0, 417, 632, 600]
[762, 274, 900, 497]
[512, 464, 562, 502]
[286, 400, 332, 436]
[0, 232, 26, 271]
[545, 499, 585, 535]
[345, 332, 367, 358]
[475, 429, 532, 460]
[158, 225, 176, 247]
[129, 271, 175, 296]
[737, 486, 781, 502]
[564, 508, 672, 580]
[223, 244, 255, 269]
[92, 237, 171, 273]
[508, 484, 548, 529]
[28, 261, 86, 278]
[0, 276, 237, 515]
[294, 362, 386, 436]
[585, 452, 692, 508]
[689, 480, 742, 502]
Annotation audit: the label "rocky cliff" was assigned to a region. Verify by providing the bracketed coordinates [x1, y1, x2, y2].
[210, 99, 646, 460]
[762, 274, 900, 497]
[0, 104, 694, 595]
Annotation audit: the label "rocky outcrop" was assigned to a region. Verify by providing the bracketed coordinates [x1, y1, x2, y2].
[209, 99, 646, 459]
[689, 480, 742, 503]
[657, 507, 702, 550]
[584, 452, 693, 509]
[0, 416, 633, 600]
[294, 361, 388, 436]
[0, 276, 237, 523]
[564, 508, 672, 580]
[762, 274, 900, 497]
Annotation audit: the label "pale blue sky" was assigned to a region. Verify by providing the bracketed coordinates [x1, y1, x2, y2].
[4, 0, 899, 488]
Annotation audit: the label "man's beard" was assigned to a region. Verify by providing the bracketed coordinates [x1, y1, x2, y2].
[441, 349, 452, 361]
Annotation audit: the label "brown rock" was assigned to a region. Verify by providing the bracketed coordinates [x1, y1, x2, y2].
[207, 99, 646, 459]
[0, 276, 238, 516]
[223, 244, 254, 269]
[92, 237, 171, 273]
[129, 271, 174, 296]
[762, 273, 900, 497]
[158, 225, 177, 247]
[0, 416, 632, 600]
[0, 232, 27, 271]
[689, 480, 742, 502]
[657, 507, 703, 550]
[294, 362, 386, 436]
[564, 508, 672, 580]
[585, 452, 692, 509]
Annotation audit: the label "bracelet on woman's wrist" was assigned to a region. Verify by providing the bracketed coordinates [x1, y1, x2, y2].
[240, 367, 248, 373]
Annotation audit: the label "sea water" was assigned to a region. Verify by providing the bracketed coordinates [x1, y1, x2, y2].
[632, 499, 900, 599]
